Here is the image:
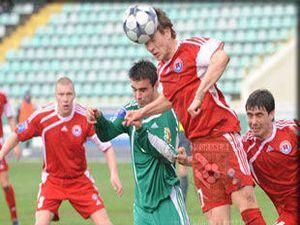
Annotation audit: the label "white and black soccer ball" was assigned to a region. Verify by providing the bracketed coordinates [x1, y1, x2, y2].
[123, 4, 158, 44]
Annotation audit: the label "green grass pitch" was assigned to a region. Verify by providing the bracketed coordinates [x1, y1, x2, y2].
[0, 161, 277, 225]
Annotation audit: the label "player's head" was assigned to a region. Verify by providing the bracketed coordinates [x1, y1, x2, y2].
[128, 59, 159, 107]
[245, 89, 275, 139]
[55, 76, 76, 117]
[145, 7, 177, 61]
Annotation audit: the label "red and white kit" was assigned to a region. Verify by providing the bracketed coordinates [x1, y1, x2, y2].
[0, 91, 14, 172]
[158, 37, 253, 212]
[243, 120, 299, 225]
[17, 102, 112, 220]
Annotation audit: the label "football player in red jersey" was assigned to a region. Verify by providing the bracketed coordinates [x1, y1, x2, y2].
[243, 89, 299, 225]
[0, 90, 21, 225]
[124, 6, 266, 225]
[0, 77, 123, 225]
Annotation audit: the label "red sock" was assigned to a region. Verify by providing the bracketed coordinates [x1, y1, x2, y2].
[241, 208, 266, 225]
[3, 185, 18, 221]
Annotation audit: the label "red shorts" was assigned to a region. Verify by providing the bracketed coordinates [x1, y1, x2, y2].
[36, 171, 105, 221]
[275, 211, 298, 225]
[0, 157, 8, 172]
[191, 133, 254, 212]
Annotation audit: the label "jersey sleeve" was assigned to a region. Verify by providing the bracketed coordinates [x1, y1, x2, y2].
[135, 110, 179, 163]
[88, 133, 112, 152]
[94, 107, 128, 142]
[196, 37, 224, 68]
[16, 110, 41, 141]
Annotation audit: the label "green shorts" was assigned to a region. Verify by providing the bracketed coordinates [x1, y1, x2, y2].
[134, 186, 190, 225]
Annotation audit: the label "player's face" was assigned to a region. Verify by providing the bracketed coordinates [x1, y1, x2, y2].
[145, 28, 173, 61]
[246, 106, 274, 139]
[130, 79, 157, 107]
[55, 83, 75, 117]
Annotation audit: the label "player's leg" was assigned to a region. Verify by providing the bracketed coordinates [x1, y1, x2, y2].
[191, 137, 232, 225]
[178, 164, 188, 203]
[151, 185, 190, 225]
[223, 133, 266, 225]
[35, 210, 54, 225]
[204, 205, 230, 225]
[35, 172, 62, 224]
[0, 159, 19, 224]
[90, 209, 113, 225]
[68, 172, 113, 224]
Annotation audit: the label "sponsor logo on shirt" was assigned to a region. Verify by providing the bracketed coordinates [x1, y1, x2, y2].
[279, 140, 292, 154]
[72, 125, 82, 137]
[17, 121, 28, 133]
[61, 126, 68, 132]
[173, 58, 183, 73]
[164, 127, 171, 144]
[266, 145, 273, 152]
[151, 122, 159, 129]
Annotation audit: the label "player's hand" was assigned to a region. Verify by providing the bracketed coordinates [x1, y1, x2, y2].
[86, 107, 100, 124]
[123, 110, 143, 127]
[110, 173, 123, 197]
[13, 144, 21, 161]
[176, 147, 192, 166]
[187, 92, 204, 118]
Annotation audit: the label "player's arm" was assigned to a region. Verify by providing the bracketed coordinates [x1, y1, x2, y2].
[90, 109, 127, 142]
[102, 145, 123, 196]
[188, 46, 229, 117]
[134, 112, 178, 163]
[0, 132, 19, 161]
[124, 94, 172, 126]
[4, 102, 21, 160]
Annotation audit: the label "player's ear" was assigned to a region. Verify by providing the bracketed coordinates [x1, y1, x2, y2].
[269, 110, 275, 122]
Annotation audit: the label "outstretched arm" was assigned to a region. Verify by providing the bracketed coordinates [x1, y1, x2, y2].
[123, 95, 172, 126]
[103, 146, 123, 196]
[7, 116, 21, 160]
[0, 132, 19, 161]
[188, 48, 229, 117]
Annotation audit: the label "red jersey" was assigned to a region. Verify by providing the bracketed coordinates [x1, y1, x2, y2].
[243, 120, 300, 214]
[16, 102, 111, 179]
[158, 37, 240, 140]
[0, 91, 14, 138]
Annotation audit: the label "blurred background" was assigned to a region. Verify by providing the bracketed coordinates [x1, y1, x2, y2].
[0, 1, 297, 224]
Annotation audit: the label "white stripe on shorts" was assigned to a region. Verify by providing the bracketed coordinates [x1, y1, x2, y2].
[223, 133, 251, 175]
[170, 186, 190, 225]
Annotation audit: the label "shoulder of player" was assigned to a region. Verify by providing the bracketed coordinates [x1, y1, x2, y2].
[74, 103, 88, 116]
[28, 102, 55, 121]
[275, 120, 297, 130]
[181, 36, 210, 47]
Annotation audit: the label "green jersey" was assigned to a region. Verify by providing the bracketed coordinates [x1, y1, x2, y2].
[94, 100, 180, 212]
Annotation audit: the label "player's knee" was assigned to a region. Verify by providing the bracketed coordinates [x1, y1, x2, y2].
[232, 186, 258, 212]
[206, 216, 230, 225]
[35, 221, 50, 225]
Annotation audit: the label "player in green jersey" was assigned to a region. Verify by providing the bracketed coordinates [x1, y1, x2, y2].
[87, 60, 190, 225]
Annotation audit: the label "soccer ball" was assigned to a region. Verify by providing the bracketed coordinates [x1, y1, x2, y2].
[123, 4, 158, 44]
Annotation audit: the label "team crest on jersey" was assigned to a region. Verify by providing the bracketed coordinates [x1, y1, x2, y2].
[17, 121, 28, 133]
[279, 140, 292, 154]
[72, 125, 82, 137]
[173, 58, 183, 73]
[164, 127, 171, 144]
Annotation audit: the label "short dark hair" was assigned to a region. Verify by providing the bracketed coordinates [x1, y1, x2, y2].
[154, 8, 176, 39]
[128, 60, 158, 86]
[245, 89, 275, 113]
